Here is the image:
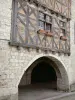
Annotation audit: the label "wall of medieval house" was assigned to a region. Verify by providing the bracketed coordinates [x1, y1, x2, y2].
[70, 0, 75, 91]
[0, 0, 74, 100]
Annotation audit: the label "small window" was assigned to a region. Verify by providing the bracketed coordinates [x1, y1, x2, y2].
[62, 29, 66, 36]
[46, 23, 52, 32]
[38, 12, 52, 32]
[46, 15, 52, 23]
[60, 20, 66, 36]
[39, 12, 45, 20]
[39, 21, 45, 29]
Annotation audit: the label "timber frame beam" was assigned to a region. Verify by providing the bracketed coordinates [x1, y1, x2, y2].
[10, 0, 71, 56]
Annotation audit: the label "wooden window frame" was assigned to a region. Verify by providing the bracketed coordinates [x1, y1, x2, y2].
[60, 20, 66, 36]
[11, 0, 18, 43]
[38, 11, 52, 33]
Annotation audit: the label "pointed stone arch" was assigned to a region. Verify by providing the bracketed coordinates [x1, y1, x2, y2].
[19, 55, 70, 91]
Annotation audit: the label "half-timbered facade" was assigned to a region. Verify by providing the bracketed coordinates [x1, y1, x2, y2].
[11, 0, 71, 55]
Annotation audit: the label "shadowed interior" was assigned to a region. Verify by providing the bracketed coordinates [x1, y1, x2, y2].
[31, 61, 57, 84]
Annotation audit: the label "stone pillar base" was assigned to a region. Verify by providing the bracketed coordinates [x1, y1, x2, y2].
[0, 93, 18, 100]
[70, 83, 75, 92]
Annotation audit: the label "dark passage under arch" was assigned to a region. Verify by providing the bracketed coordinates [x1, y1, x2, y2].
[31, 61, 57, 89]
[19, 57, 69, 100]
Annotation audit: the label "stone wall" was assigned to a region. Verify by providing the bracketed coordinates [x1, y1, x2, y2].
[70, 0, 75, 91]
[0, 0, 75, 100]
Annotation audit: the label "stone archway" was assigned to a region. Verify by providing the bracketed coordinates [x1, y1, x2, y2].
[19, 55, 69, 91]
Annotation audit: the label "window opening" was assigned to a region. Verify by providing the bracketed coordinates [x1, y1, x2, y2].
[38, 12, 52, 32]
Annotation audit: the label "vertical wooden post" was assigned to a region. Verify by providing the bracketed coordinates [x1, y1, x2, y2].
[11, 0, 18, 43]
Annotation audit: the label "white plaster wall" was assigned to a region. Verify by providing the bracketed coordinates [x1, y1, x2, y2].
[70, 0, 75, 85]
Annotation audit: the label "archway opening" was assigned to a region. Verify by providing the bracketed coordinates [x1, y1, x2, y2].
[18, 57, 69, 100]
[19, 57, 58, 90]
[31, 61, 57, 89]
